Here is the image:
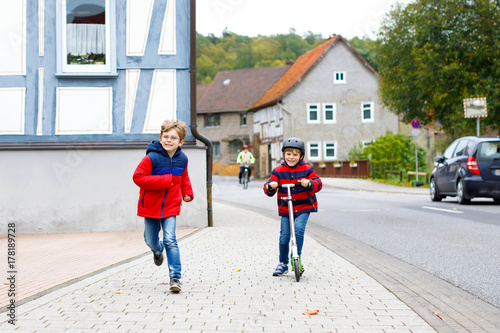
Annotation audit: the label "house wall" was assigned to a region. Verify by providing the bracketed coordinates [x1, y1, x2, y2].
[282, 42, 398, 161]
[0, 0, 192, 141]
[197, 112, 254, 166]
[253, 105, 284, 174]
[0, 146, 207, 234]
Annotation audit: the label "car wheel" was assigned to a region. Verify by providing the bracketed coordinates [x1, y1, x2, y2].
[493, 197, 500, 204]
[456, 179, 470, 204]
[430, 178, 442, 202]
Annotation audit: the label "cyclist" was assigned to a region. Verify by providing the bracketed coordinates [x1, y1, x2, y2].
[237, 145, 255, 184]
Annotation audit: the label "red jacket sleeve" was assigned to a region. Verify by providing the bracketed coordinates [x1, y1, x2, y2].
[181, 161, 194, 199]
[132, 156, 174, 190]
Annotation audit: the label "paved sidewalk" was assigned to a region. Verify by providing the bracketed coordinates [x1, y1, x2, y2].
[1, 201, 436, 332]
[0, 229, 198, 309]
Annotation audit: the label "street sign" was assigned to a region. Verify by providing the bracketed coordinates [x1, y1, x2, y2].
[411, 119, 421, 129]
[464, 97, 487, 118]
[411, 128, 421, 137]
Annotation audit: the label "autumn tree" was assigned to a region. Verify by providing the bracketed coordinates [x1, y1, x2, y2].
[376, 0, 500, 137]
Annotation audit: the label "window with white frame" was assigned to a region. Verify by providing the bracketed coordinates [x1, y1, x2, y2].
[57, 0, 116, 75]
[307, 142, 321, 162]
[307, 104, 320, 124]
[362, 140, 373, 148]
[361, 102, 374, 122]
[333, 71, 346, 84]
[323, 103, 336, 123]
[323, 142, 337, 161]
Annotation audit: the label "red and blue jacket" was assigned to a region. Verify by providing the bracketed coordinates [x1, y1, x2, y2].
[264, 160, 322, 217]
[133, 141, 193, 219]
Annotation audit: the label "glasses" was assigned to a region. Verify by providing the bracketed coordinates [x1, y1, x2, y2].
[162, 135, 179, 141]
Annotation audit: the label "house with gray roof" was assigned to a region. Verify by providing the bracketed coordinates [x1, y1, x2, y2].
[197, 65, 291, 174]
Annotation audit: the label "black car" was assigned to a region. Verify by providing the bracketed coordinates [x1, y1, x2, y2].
[430, 136, 500, 204]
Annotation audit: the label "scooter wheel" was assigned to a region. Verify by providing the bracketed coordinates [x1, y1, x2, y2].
[293, 258, 301, 282]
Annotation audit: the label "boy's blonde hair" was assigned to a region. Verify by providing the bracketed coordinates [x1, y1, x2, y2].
[283, 147, 302, 155]
[160, 119, 187, 141]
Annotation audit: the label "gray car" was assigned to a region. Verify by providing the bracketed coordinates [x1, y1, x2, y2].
[430, 136, 500, 204]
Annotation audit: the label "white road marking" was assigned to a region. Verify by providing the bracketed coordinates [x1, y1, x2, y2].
[340, 209, 380, 212]
[422, 206, 464, 214]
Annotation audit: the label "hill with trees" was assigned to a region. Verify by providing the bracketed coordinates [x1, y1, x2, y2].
[196, 30, 378, 84]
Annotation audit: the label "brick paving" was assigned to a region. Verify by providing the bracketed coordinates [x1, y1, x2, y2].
[0, 201, 435, 332]
[0, 229, 197, 308]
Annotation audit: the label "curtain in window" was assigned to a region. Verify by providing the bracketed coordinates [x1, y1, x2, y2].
[67, 23, 105, 55]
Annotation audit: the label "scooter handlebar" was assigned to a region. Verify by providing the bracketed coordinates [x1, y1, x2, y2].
[277, 182, 304, 189]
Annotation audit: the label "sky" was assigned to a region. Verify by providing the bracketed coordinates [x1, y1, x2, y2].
[196, 0, 414, 40]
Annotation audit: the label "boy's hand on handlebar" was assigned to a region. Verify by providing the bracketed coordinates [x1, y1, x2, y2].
[268, 181, 279, 190]
[300, 179, 311, 188]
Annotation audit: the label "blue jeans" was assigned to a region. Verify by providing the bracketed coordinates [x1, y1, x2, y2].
[144, 216, 181, 279]
[278, 213, 310, 264]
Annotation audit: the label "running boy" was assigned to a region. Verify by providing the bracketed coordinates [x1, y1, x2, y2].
[263, 137, 322, 276]
[133, 119, 193, 292]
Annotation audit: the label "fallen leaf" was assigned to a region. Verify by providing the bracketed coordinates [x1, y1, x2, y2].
[236, 269, 241, 272]
[302, 309, 319, 315]
[114, 290, 123, 294]
[159, 282, 170, 285]
[433, 312, 443, 320]
[349, 276, 359, 279]
[4, 282, 10, 285]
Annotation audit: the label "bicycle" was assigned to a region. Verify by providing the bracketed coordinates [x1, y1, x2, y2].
[278, 183, 304, 282]
[242, 163, 251, 189]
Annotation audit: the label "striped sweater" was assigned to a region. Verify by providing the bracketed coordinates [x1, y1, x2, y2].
[264, 160, 322, 217]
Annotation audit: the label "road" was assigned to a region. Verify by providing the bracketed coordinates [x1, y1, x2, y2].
[212, 175, 500, 308]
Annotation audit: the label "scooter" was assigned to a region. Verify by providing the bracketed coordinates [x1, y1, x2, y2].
[278, 183, 303, 282]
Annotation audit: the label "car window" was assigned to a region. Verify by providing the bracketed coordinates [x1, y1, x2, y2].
[454, 139, 469, 157]
[443, 139, 460, 159]
[477, 141, 500, 161]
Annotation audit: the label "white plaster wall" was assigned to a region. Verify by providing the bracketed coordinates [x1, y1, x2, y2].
[0, 147, 208, 234]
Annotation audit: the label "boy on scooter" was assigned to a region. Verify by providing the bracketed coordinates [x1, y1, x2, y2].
[263, 137, 322, 276]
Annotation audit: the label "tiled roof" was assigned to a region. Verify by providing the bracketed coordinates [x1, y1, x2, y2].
[196, 83, 210, 105]
[197, 65, 291, 114]
[251, 35, 377, 111]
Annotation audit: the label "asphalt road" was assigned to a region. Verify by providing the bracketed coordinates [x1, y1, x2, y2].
[212, 175, 500, 308]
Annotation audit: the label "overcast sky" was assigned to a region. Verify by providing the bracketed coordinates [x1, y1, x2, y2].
[196, 0, 414, 40]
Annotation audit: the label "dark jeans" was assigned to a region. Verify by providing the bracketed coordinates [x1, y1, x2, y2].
[239, 165, 252, 180]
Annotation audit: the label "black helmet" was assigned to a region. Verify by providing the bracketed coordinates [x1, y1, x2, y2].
[282, 137, 305, 157]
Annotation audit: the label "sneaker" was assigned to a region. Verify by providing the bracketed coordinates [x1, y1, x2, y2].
[153, 252, 164, 266]
[272, 263, 288, 276]
[169, 278, 182, 292]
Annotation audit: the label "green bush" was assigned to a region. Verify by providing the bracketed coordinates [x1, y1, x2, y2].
[349, 131, 426, 179]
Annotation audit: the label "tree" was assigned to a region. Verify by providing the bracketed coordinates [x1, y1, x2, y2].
[348, 37, 379, 72]
[376, 0, 500, 136]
